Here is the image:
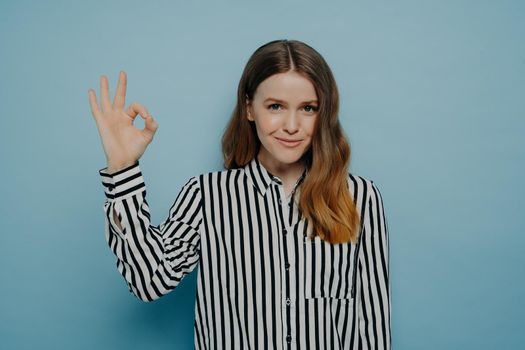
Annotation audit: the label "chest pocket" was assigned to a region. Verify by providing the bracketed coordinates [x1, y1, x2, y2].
[303, 234, 358, 300]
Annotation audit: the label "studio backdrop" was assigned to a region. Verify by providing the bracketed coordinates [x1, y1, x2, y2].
[0, 1, 523, 349]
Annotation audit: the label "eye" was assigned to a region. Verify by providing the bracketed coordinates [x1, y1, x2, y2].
[304, 105, 319, 113]
[268, 103, 282, 111]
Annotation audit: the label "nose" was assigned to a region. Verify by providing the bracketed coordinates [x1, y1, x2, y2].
[283, 111, 299, 134]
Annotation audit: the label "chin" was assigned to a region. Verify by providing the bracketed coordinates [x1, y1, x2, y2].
[271, 150, 306, 165]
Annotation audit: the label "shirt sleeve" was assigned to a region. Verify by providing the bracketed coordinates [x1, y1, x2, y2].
[357, 180, 392, 349]
[98, 161, 202, 302]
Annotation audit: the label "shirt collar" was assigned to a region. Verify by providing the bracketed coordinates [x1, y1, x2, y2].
[243, 156, 308, 196]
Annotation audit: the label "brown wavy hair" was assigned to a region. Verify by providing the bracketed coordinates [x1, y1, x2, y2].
[221, 39, 360, 245]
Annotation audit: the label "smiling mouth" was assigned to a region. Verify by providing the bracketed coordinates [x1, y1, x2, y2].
[275, 137, 302, 147]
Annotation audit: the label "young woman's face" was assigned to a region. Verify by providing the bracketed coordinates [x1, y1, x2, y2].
[247, 70, 319, 170]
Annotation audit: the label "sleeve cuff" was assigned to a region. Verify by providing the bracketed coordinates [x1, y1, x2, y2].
[99, 160, 146, 200]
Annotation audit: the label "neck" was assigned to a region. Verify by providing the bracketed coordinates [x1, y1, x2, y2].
[257, 151, 306, 185]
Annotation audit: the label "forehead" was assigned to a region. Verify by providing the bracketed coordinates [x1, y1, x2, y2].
[255, 71, 317, 102]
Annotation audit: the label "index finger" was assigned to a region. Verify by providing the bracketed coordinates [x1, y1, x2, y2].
[113, 70, 127, 110]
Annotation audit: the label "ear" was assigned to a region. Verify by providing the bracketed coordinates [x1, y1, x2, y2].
[246, 96, 254, 121]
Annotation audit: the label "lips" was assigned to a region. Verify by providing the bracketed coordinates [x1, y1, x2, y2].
[278, 138, 300, 142]
[275, 137, 302, 147]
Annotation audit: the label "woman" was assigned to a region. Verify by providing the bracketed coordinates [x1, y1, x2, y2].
[89, 39, 391, 350]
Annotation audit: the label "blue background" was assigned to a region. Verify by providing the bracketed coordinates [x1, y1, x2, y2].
[1, 0, 523, 349]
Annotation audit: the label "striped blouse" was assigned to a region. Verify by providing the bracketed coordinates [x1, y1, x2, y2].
[99, 156, 391, 349]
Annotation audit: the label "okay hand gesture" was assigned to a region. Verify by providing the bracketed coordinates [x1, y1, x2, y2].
[89, 71, 159, 173]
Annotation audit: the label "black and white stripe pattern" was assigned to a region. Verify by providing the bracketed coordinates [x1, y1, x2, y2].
[99, 156, 391, 349]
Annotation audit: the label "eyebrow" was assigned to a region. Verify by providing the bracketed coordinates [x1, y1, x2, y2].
[263, 97, 318, 104]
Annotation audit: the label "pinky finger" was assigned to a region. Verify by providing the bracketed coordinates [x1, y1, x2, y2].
[88, 89, 102, 119]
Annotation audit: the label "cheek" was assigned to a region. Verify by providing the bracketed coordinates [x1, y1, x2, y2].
[304, 118, 317, 136]
[256, 114, 280, 134]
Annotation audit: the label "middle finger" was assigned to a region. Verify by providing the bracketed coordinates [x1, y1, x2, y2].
[113, 71, 127, 110]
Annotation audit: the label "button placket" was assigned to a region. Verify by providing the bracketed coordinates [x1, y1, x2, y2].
[272, 179, 297, 346]
[283, 297, 292, 308]
[275, 183, 292, 235]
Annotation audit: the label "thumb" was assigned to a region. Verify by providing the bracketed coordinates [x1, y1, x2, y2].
[142, 115, 159, 140]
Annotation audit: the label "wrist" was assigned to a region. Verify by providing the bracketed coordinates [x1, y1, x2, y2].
[107, 160, 138, 174]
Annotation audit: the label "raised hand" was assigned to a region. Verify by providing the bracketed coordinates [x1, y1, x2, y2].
[89, 71, 159, 173]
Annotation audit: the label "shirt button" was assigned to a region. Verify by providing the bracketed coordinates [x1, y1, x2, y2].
[278, 198, 282, 204]
[285, 298, 291, 306]
[286, 335, 292, 342]
[285, 262, 290, 270]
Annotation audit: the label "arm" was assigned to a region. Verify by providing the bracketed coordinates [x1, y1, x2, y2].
[99, 160, 202, 302]
[357, 181, 391, 349]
